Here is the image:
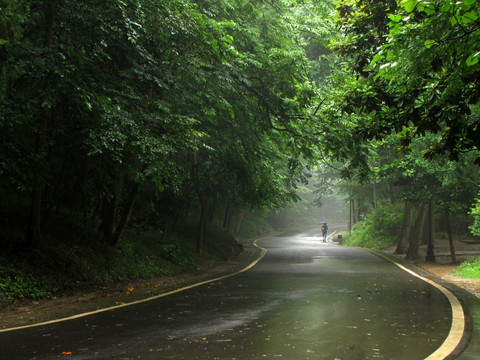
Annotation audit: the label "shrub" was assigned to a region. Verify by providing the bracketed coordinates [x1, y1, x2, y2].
[345, 202, 403, 249]
[453, 257, 480, 279]
[469, 193, 480, 238]
[0, 264, 58, 302]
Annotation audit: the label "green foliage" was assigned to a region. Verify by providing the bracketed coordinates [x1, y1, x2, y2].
[0, 265, 57, 302]
[453, 257, 480, 279]
[345, 202, 404, 249]
[469, 192, 480, 237]
[158, 241, 198, 270]
[0, 0, 329, 256]
[0, 227, 223, 303]
[330, 0, 480, 162]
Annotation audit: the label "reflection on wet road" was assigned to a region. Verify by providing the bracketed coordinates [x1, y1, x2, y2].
[0, 227, 453, 359]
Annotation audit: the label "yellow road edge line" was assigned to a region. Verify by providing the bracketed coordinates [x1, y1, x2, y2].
[0, 237, 269, 333]
[370, 250, 465, 360]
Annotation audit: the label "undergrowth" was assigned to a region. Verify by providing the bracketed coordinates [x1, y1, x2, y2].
[0, 197, 271, 305]
[453, 257, 480, 279]
[0, 221, 242, 304]
[0, 231, 205, 303]
[344, 202, 403, 249]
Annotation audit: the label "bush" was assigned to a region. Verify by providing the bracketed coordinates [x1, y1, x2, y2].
[0, 264, 58, 302]
[0, 231, 199, 303]
[453, 257, 480, 279]
[469, 193, 480, 237]
[345, 202, 403, 249]
[0, 219, 246, 304]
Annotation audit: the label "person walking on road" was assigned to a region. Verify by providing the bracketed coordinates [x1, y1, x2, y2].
[322, 223, 328, 242]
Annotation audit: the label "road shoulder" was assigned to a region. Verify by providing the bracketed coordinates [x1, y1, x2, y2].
[0, 235, 269, 331]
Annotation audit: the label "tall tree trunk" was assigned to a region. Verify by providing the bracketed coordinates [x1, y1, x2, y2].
[352, 198, 357, 225]
[425, 199, 436, 262]
[111, 182, 139, 246]
[406, 202, 428, 261]
[395, 200, 414, 255]
[389, 182, 396, 205]
[223, 201, 233, 230]
[196, 188, 207, 254]
[71, 158, 89, 214]
[102, 196, 117, 245]
[102, 172, 124, 244]
[207, 193, 217, 222]
[26, 169, 44, 247]
[235, 210, 245, 233]
[26, 109, 50, 248]
[348, 198, 351, 235]
[445, 208, 456, 264]
[26, 0, 56, 247]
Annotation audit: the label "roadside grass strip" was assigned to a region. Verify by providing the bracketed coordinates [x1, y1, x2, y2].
[0, 237, 269, 333]
[369, 249, 465, 360]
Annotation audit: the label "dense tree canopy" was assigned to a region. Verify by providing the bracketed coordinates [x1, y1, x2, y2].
[321, 0, 480, 259]
[1, 0, 333, 253]
[2, 0, 480, 263]
[329, 0, 480, 163]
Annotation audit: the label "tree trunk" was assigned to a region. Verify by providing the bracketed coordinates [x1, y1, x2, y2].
[25, 1, 56, 247]
[389, 182, 396, 205]
[102, 196, 117, 244]
[425, 199, 436, 262]
[395, 200, 414, 255]
[352, 198, 357, 225]
[102, 172, 124, 245]
[26, 108, 50, 248]
[235, 210, 245, 233]
[70, 158, 89, 215]
[223, 201, 233, 230]
[348, 197, 352, 235]
[196, 188, 207, 254]
[445, 208, 456, 264]
[111, 182, 139, 246]
[207, 193, 216, 222]
[26, 172, 44, 247]
[406, 202, 428, 261]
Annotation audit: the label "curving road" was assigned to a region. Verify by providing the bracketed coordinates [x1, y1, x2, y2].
[0, 227, 460, 359]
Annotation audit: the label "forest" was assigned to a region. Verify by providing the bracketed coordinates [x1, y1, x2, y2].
[1, 0, 480, 303]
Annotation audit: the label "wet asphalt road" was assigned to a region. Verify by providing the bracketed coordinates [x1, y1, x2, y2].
[0, 227, 454, 360]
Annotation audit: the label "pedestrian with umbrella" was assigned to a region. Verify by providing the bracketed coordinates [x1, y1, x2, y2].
[318, 221, 328, 242]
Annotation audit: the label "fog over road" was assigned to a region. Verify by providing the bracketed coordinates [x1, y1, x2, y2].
[0, 227, 455, 359]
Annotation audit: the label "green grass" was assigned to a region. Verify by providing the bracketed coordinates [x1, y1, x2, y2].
[453, 257, 480, 279]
